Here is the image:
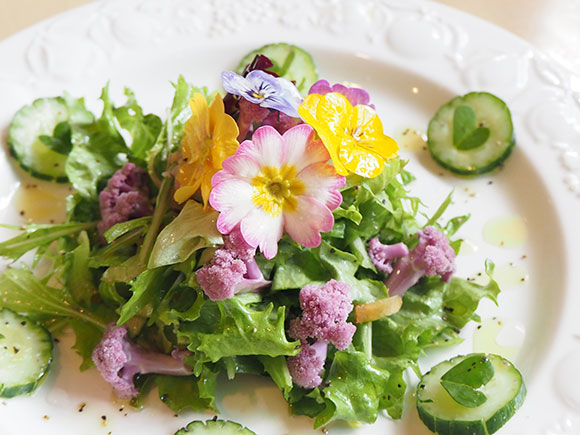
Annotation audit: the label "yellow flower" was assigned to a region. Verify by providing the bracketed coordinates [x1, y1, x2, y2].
[298, 92, 398, 178]
[174, 93, 239, 208]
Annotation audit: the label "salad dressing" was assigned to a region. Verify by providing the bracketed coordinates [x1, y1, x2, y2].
[396, 127, 427, 152]
[473, 317, 525, 362]
[471, 262, 529, 290]
[482, 215, 527, 249]
[14, 182, 68, 223]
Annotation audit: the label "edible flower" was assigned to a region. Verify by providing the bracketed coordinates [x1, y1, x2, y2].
[174, 93, 239, 208]
[221, 70, 302, 118]
[287, 280, 356, 388]
[210, 124, 345, 259]
[92, 324, 192, 399]
[196, 226, 270, 301]
[384, 226, 456, 297]
[308, 79, 372, 107]
[298, 92, 398, 178]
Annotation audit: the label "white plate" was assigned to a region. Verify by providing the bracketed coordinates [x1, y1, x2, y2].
[1, 0, 580, 434]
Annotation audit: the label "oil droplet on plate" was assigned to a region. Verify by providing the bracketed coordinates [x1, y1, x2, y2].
[396, 128, 427, 152]
[458, 237, 479, 256]
[482, 215, 527, 249]
[14, 183, 67, 223]
[473, 317, 525, 361]
[494, 263, 529, 290]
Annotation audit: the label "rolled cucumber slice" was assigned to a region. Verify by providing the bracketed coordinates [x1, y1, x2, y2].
[174, 419, 256, 435]
[427, 92, 515, 175]
[8, 95, 93, 182]
[235, 42, 318, 95]
[0, 309, 53, 398]
[417, 353, 526, 435]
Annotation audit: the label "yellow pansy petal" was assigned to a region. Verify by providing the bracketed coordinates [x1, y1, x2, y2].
[338, 143, 385, 178]
[174, 185, 198, 204]
[351, 105, 399, 159]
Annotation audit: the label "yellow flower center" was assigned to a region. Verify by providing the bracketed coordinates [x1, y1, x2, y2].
[251, 165, 305, 217]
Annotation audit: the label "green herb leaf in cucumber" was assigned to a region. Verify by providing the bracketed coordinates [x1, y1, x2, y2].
[417, 353, 526, 435]
[440, 353, 495, 408]
[428, 92, 515, 174]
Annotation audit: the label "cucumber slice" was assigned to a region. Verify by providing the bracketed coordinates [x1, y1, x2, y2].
[8, 95, 92, 182]
[427, 92, 515, 175]
[417, 353, 526, 435]
[174, 419, 256, 435]
[235, 42, 318, 95]
[0, 309, 53, 398]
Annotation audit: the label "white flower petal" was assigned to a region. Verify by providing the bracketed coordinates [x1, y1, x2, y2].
[241, 208, 283, 259]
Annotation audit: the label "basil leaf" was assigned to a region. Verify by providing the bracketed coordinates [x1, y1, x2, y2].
[440, 353, 494, 407]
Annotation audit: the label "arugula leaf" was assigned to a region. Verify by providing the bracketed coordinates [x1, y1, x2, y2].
[0, 222, 95, 261]
[103, 216, 152, 244]
[117, 266, 172, 325]
[114, 88, 162, 160]
[0, 268, 105, 329]
[65, 231, 94, 306]
[148, 201, 222, 269]
[69, 318, 103, 371]
[440, 354, 494, 407]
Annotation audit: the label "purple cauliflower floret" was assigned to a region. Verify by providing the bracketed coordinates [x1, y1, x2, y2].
[308, 79, 373, 108]
[385, 226, 456, 297]
[91, 324, 192, 399]
[287, 280, 356, 389]
[196, 226, 270, 301]
[368, 238, 409, 274]
[286, 341, 328, 389]
[97, 163, 153, 241]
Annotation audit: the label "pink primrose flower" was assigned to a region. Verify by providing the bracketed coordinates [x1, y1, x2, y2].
[209, 124, 345, 259]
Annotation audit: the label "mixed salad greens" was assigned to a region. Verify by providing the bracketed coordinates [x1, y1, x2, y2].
[0, 43, 524, 434]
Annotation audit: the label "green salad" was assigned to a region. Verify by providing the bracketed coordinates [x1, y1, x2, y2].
[0, 43, 524, 434]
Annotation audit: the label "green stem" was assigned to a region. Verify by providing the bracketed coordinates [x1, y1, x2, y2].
[361, 322, 373, 361]
[139, 175, 174, 265]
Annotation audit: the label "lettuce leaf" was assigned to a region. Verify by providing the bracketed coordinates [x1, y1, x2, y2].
[148, 201, 222, 269]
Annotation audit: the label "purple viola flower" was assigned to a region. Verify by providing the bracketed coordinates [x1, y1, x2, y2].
[308, 79, 373, 108]
[221, 70, 302, 118]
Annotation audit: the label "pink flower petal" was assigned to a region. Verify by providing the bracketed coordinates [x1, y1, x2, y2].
[215, 152, 261, 185]
[282, 124, 330, 171]
[250, 126, 285, 167]
[284, 196, 334, 248]
[297, 162, 345, 210]
[241, 208, 283, 259]
[210, 179, 255, 234]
